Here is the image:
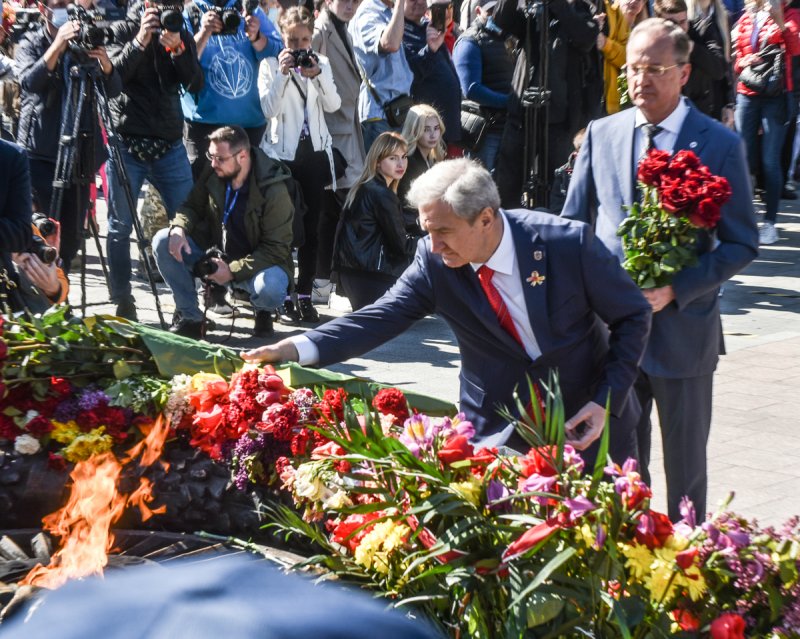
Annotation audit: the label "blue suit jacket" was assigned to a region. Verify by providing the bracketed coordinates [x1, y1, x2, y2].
[307, 209, 652, 445]
[1, 139, 32, 277]
[562, 104, 759, 378]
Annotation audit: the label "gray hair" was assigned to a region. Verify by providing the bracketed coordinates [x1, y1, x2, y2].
[629, 17, 692, 65]
[406, 158, 501, 221]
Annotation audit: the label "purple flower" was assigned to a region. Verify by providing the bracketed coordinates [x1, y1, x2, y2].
[594, 523, 607, 550]
[53, 397, 79, 422]
[605, 457, 638, 477]
[565, 495, 596, 522]
[230, 432, 268, 490]
[399, 414, 435, 457]
[562, 445, 585, 473]
[77, 387, 109, 411]
[486, 480, 511, 511]
[519, 473, 558, 505]
[679, 496, 697, 527]
[436, 413, 476, 441]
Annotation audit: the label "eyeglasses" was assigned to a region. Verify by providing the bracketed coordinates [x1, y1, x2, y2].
[623, 63, 682, 77]
[206, 151, 237, 163]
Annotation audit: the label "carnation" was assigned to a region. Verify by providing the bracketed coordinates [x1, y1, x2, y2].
[14, 433, 41, 455]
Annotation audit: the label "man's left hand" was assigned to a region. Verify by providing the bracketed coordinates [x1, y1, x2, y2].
[564, 401, 606, 451]
[206, 258, 233, 285]
[245, 14, 261, 42]
[159, 30, 183, 52]
[12, 253, 61, 299]
[642, 285, 675, 313]
[425, 25, 444, 52]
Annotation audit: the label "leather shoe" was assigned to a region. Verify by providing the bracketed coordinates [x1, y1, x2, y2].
[254, 310, 274, 337]
[169, 317, 204, 339]
[782, 185, 798, 200]
[297, 297, 320, 323]
[276, 300, 301, 325]
[115, 297, 138, 321]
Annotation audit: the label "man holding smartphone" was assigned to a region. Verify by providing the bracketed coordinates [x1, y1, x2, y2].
[402, 0, 463, 153]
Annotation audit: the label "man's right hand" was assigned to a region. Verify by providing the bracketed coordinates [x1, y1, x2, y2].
[242, 339, 300, 363]
[137, 6, 161, 48]
[54, 20, 80, 52]
[198, 10, 223, 39]
[168, 227, 190, 263]
[278, 48, 295, 75]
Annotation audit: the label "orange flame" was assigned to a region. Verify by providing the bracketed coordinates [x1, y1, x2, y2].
[21, 415, 175, 589]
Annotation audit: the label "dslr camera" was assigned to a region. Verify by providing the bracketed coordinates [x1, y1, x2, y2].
[290, 49, 318, 69]
[28, 234, 58, 265]
[155, 3, 185, 32]
[208, 0, 242, 36]
[32, 212, 57, 237]
[66, 3, 116, 49]
[192, 247, 229, 280]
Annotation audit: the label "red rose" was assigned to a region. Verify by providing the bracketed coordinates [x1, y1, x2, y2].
[437, 434, 474, 465]
[25, 415, 54, 437]
[671, 609, 700, 632]
[520, 446, 559, 478]
[689, 198, 721, 229]
[710, 613, 746, 639]
[668, 149, 702, 175]
[49, 376, 72, 397]
[660, 180, 695, 214]
[634, 511, 674, 549]
[637, 149, 672, 186]
[700, 175, 732, 203]
[371, 388, 410, 423]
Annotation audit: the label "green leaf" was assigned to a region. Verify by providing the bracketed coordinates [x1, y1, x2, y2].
[113, 359, 133, 379]
[509, 546, 577, 608]
[526, 592, 565, 627]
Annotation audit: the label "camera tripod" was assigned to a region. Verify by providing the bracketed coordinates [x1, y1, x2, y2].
[50, 55, 167, 328]
[520, 0, 551, 209]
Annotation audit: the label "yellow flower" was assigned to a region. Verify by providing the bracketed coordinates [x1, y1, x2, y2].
[190, 372, 225, 391]
[679, 565, 708, 602]
[51, 420, 81, 444]
[62, 427, 114, 462]
[621, 542, 654, 581]
[449, 476, 482, 507]
[353, 520, 410, 573]
[575, 524, 596, 549]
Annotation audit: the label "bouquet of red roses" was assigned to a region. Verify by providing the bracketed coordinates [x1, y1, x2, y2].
[617, 149, 731, 289]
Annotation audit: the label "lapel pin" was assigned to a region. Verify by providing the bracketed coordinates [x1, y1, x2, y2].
[533, 250, 543, 261]
[526, 271, 546, 287]
[689, 141, 697, 149]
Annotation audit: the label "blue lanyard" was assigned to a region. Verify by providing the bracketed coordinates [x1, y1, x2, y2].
[223, 183, 240, 226]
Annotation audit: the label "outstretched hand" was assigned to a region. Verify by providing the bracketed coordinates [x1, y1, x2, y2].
[564, 401, 606, 451]
[242, 339, 300, 364]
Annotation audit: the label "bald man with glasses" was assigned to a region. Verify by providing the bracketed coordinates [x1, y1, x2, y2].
[563, 18, 758, 522]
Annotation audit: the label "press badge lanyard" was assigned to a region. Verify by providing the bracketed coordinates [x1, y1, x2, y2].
[222, 183, 240, 247]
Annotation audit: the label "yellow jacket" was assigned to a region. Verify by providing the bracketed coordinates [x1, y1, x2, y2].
[600, 1, 630, 114]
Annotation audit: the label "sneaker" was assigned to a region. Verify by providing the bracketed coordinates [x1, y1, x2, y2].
[759, 222, 779, 245]
[254, 310, 274, 337]
[297, 296, 320, 323]
[205, 283, 233, 316]
[312, 279, 333, 304]
[115, 297, 138, 321]
[169, 317, 204, 339]
[276, 300, 301, 326]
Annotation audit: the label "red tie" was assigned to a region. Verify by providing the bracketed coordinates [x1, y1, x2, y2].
[477, 265, 524, 347]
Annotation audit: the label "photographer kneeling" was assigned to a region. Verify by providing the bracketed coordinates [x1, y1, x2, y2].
[152, 125, 294, 339]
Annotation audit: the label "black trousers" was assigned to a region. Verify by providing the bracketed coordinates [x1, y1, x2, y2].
[635, 371, 714, 521]
[28, 156, 89, 274]
[317, 188, 346, 280]
[337, 269, 396, 311]
[183, 121, 267, 180]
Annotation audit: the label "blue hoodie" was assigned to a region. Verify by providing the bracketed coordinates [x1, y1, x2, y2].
[181, 0, 282, 128]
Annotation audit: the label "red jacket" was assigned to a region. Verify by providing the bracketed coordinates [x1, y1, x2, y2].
[733, 8, 800, 94]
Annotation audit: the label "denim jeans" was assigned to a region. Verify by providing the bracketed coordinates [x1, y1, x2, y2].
[361, 119, 392, 154]
[105, 140, 194, 303]
[151, 228, 288, 322]
[471, 130, 503, 174]
[736, 92, 789, 223]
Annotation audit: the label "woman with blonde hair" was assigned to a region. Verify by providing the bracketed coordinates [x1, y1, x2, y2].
[333, 132, 409, 310]
[598, 0, 648, 114]
[398, 104, 446, 218]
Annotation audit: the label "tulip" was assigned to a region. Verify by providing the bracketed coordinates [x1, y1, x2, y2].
[710, 612, 746, 639]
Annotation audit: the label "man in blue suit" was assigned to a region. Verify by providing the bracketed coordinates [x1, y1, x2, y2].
[1, 139, 33, 294]
[562, 18, 758, 520]
[244, 158, 652, 461]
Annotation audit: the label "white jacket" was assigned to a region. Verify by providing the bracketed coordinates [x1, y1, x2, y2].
[258, 54, 341, 184]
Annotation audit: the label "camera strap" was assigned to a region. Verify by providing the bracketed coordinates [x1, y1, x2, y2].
[223, 183, 240, 226]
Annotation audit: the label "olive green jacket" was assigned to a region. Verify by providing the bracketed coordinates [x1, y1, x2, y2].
[171, 148, 294, 284]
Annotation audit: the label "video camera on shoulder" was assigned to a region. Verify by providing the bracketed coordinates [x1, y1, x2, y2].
[66, 3, 115, 49]
[290, 48, 318, 68]
[192, 246, 229, 280]
[6, 8, 43, 44]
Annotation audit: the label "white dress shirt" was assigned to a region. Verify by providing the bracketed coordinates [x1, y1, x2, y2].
[633, 97, 690, 160]
[471, 211, 542, 360]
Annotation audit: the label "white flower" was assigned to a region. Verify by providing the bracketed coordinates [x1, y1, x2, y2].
[14, 434, 41, 455]
[294, 463, 330, 502]
[24, 410, 40, 424]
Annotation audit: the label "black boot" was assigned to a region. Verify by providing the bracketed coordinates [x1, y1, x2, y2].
[115, 296, 138, 321]
[297, 296, 320, 323]
[276, 300, 301, 325]
[254, 310, 274, 337]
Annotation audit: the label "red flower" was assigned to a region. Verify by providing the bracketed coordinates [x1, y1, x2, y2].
[676, 546, 700, 570]
[634, 511, 674, 549]
[330, 512, 382, 552]
[25, 415, 54, 437]
[437, 434, 474, 465]
[520, 446, 559, 478]
[371, 388, 410, 423]
[49, 376, 72, 397]
[637, 149, 672, 186]
[700, 175, 732, 203]
[671, 609, 700, 632]
[0, 338, 7, 361]
[290, 428, 311, 456]
[668, 149, 702, 175]
[710, 613, 746, 639]
[503, 520, 561, 560]
[47, 452, 68, 473]
[317, 388, 348, 423]
[469, 447, 497, 466]
[0, 414, 21, 441]
[660, 178, 696, 214]
[688, 198, 721, 229]
[275, 455, 291, 476]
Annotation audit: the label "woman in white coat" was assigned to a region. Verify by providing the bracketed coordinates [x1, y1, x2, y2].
[258, 6, 341, 324]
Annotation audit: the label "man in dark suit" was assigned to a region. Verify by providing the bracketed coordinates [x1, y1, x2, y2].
[1, 139, 33, 300]
[562, 18, 758, 520]
[244, 158, 652, 461]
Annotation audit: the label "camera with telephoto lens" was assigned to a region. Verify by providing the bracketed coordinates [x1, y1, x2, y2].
[290, 49, 318, 69]
[32, 212, 57, 237]
[8, 8, 43, 44]
[192, 247, 229, 280]
[28, 234, 58, 265]
[209, 0, 241, 36]
[156, 3, 185, 32]
[66, 4, 115, 49]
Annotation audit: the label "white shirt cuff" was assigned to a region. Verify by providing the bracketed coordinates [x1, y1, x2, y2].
[292, 335, 320, 366]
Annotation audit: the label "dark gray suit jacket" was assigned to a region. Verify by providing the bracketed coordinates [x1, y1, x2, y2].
[307, 209, 652, 447]
[562, 104, 758, 379]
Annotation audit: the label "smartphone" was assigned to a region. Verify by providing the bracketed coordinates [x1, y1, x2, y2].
[429, 3, 447, 32]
